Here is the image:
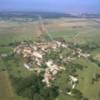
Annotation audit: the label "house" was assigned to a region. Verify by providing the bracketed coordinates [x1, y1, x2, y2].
[69, 75, 78, 83]
[35, 58, 42, 66]
[32, 51, 43, 59]
[14, 47, 22, 55]
[67, 91, 72, 96]
[61, 43, 67, 48]
[80, 53, 90, 58]
[56, 41, 62, 47]
[46, 60, 65, 75]
[42, 68, 53, 87]
[69, 75, 78, 89]
[24, 63, 34, 71]
[76, 48, 90, 58]
[23, 48, 32, 54]
[46, 60, 53, 67]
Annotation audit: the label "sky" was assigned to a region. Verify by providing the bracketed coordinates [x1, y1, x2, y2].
[0, 0, 100, 13]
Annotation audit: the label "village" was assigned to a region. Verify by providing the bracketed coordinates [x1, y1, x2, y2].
[13, 39, 90, 95]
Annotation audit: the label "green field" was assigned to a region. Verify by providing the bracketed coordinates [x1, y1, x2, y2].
[75, 58, 100, 100]
[0, 71, 13, 100]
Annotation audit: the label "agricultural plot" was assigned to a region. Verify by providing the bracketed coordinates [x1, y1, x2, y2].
[0, 19, 100, 45]
[0, 71, 13, 100]
[0, 21, 38, 45]
[0, 59, 29, 100]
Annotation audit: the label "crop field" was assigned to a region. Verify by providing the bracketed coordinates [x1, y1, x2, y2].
[0, 18, 100, 45]
[49, 20, 100, 44]
[0, 71, 13, 100]
[0, 18, 100, 100]
[0, 62, 28, 100]
[0, 21, 38, 45]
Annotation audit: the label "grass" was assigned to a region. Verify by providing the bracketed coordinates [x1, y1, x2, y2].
[74, 58, 100, 100]
[0, 60, 29, 100]
[54, 71, 76, 100]
[1, 55, 34, 78]
[50, 28, 78, 39]
[74, 29, 100, 44]
[54, 57, 100, 100]
[0, 21, 38, 45]
[0, 47, 12, 54]
[91, 48, 100, 61]
[56, 94, 76, 100]
[49, 19, 100, 44]
[0, 71, 13, 100]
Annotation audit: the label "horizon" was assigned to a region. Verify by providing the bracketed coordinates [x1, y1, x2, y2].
[0, 11, 100, 15]
[0, 0, 100, 14]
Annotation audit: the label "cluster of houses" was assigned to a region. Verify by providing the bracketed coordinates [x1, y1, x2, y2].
[43, 60, 65, 87]
[69, 48, 90, 60]
[76, 48, 90, 58]
[14, 40, 67, 86]
[13, 40, 90, 87]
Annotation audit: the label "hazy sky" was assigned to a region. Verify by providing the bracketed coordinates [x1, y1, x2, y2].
[0, 0, 100, 13]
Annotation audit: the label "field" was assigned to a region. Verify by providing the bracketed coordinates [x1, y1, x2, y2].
[0, 18, 100, 45]
[0, 18, 100, 100]
[75, 58, 100, 100]
[0, 71, 13, 100]
[92, 48, 100, 62]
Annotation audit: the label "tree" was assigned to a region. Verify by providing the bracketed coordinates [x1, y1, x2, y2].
[72, 89, 83, 99]
[11, 74, 59, 100]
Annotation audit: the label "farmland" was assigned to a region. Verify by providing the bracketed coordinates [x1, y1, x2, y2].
[0, 18, 100, 45]
[0, 71, 13, 100]
[0, 18, 100, 100]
